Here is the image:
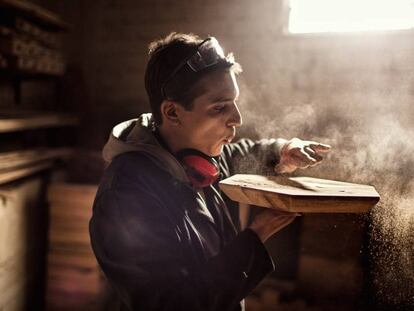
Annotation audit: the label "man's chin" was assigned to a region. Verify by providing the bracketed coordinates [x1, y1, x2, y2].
[209, 145, 224, 157]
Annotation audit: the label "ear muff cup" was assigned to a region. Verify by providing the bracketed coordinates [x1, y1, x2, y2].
[176, 149, 220, 188]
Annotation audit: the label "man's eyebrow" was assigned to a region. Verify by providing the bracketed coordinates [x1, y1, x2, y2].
[209, 95, 238, 103]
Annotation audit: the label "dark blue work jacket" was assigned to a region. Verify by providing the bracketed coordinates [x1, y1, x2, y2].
[89, 139, 279, 311]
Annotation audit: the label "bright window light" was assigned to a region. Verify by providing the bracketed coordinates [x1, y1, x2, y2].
[289, 0, 414, 33]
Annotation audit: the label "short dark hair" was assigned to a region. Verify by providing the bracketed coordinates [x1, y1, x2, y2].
[144, 32, 242, 125]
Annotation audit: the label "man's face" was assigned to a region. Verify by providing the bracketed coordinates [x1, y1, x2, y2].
[177, 69, 242, 157]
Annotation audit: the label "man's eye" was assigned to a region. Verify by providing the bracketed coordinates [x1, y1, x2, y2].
[213, 105, 225, 112]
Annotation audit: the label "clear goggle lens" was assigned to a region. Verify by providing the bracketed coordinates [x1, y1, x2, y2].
[187, 37, 225, 72]
[161, 37, 230, 99]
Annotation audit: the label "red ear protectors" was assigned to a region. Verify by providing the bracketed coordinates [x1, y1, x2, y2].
[176, 149, 220, 188]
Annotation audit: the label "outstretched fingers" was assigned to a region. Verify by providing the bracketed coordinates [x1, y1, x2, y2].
[309, 142, 331, 153]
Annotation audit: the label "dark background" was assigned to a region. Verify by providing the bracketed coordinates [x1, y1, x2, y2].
[1, 1, 413, 310]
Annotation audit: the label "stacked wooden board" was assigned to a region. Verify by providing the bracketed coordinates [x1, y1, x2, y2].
[0, 148, 73, 185]
[0, 0, 68, 76]
[0, 0, 69, 30]
[0, 2, 76, 310]
[0, 110, 79, 133]
[0, 178, 47, 310]
[0, 110, 79, 187]
[219, 174, 380, 213]
[46, 183, 102, 309]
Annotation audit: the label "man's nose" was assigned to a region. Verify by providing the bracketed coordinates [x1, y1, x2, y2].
[227, 103, 243, 128]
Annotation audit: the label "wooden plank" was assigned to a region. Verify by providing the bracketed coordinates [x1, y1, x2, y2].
[4, 54, 65, 75]
[0, 112, 78, 133]
[0, 274, 27, 308]
[49, 243, 93, 256]
[0, 148, 72, 171]
[47, 185, 99, 285]
[0, 178, 44, 262]
[0, 255, 37, 297]
[46, 289, 99, 310]
[0, 35, 63, 57]
[2, 296, 26, 311]
[0, 148, 73, 185]
[48, 184, 98, 205]
[219, 174, 380, 213]
[15, 16, 62, 47]
[35, 55, 65, 75]
[0, 19, 62, 52]
[49, 204, 93, 222]
[46, 183, 102, 310]
[49, 226, 91, 246]
[46, 262, 102, 307]
[46, 182, 101, 305]
[48, 251, 98, 270]
[0, 0, 70, 31]
[0, 178, 45, 309]
[0, 36, 33, 56]
[0, 161, 51, 185]
[49, 215, 90, 231]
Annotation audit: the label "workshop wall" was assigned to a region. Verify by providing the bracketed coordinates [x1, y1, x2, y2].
[53, 0, 414, 151]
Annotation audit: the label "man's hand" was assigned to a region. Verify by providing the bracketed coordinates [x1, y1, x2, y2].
[274, 138, 331, 174]
[249, 209, 298, 243]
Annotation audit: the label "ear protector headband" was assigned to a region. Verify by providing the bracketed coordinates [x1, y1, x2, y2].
[176, 149, 220, 188]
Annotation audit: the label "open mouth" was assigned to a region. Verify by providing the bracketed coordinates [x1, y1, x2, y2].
[223, 136, 235, 144]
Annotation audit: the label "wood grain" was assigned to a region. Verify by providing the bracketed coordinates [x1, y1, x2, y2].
[219, 174, 380, 213]
[0, 148, 73, 185]
[0, 0, 69, 31]
[0, 112, 78, 133]
[46, 183, 102, 307]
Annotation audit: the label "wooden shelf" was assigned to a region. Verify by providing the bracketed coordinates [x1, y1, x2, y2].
[0, 2, 73, 309]
[0, 0, 70, 31]
[0, 111, 79, 133]
[0, 160, 51, 184]
[0, 147, 73, 170]
[0, 147, 73, 185]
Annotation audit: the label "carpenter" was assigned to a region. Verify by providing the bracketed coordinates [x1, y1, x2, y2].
[89, 32, 331, 311]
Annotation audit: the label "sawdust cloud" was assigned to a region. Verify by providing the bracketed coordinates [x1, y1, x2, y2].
[235, 75, 414, 306]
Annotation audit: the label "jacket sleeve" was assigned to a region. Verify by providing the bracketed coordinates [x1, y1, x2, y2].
[89, 185, 274, 311]
[219, 138, 287, 178]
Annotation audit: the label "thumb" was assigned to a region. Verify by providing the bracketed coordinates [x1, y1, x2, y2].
[274, 163, 286, 174]
[274, 163, 296, 174]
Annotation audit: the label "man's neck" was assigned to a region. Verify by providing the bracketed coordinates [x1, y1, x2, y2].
[157, 126, 183, 155]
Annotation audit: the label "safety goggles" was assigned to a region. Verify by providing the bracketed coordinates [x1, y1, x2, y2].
[161, 37, 227, 99]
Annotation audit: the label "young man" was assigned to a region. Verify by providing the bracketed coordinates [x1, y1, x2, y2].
[89, 33, 330, 311]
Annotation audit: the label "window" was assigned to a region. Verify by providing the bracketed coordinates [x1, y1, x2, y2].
[289, 0, 414, 33]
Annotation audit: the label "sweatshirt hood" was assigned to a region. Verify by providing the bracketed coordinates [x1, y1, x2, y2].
[102, 113, 189, 183]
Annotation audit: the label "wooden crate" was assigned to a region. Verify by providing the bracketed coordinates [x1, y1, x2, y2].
[4, 54, 65, 75]
[0, 27, 65, 75]
[14, 16, 62, 48]
[0, 177, 47, 311]
[46, 183, 102, 308]
[0, 36, 33, 56]
[219, 174, 380, 213]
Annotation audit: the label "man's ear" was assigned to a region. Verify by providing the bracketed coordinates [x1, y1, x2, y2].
[160, 100, 181, 125]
